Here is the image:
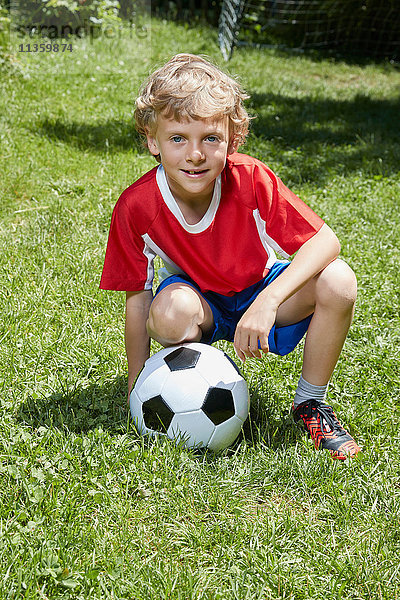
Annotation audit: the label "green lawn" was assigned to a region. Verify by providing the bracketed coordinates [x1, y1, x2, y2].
[1, 18, 399, 600]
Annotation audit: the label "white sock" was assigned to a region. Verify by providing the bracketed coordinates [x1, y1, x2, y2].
[293, 375, 328, 408]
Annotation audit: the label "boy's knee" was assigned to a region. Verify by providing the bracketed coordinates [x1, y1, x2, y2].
[147, 285, 201, 344]
[317, 259, 357, 307]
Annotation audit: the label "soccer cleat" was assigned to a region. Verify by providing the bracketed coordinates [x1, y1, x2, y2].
[292, 399, 361, 460]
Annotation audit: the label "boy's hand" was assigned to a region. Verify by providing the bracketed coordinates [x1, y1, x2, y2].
[233, 300, 278, 362]
[233, 225, 341, 363]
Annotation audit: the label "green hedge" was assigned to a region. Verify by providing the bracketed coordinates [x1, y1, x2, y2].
[12, 0, 122, 37]
[13, 0, 222, 35]
[0, 1, 11, 63]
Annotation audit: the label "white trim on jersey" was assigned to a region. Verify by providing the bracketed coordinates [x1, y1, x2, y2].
[141, 233, 185, 286]
[252, 209, 289, 269]
[141, 238, 157, 289]
[156, 165, 222, 234]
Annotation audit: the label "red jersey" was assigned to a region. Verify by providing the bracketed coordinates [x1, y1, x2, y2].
[100, 153, 324, 296]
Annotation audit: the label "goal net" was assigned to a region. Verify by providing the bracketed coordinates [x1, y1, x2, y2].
[219, 0, 400, 61]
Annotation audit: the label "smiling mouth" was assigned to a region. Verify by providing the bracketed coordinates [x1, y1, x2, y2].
[181, 169, 209, 175]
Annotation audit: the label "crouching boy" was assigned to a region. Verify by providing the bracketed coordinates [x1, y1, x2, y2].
[100, 53, 360, 459]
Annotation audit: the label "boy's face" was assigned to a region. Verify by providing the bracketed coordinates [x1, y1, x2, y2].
[146, 114, 235, 206]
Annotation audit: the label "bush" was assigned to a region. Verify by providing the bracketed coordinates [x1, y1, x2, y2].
[0, 1, 11, 66]
[13, 0, 122, 37]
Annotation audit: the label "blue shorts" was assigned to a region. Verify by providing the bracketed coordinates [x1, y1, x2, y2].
[155, 261, 312, 356]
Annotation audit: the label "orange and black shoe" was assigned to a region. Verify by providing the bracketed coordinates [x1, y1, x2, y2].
[292, 399, 361, 460]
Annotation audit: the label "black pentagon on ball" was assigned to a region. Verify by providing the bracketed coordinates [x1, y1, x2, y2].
[142, 395, 174, 433]
[163, 347, 201, 371]
[202, 387, 235, 425]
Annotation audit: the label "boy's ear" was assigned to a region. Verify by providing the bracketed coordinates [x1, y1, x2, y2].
[145, 129, 160, 157]
[227, 137, 239, 155]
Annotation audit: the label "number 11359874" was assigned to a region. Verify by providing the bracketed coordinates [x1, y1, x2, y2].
[18, 43, 73, 53]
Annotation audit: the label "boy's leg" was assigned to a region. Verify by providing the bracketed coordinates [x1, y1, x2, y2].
[276, 258, 357, 385]
[276, 258, 360, 459]
[147, 282, 214, 347]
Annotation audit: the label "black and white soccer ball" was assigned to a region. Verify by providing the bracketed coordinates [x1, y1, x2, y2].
[130, 342, 249, 451]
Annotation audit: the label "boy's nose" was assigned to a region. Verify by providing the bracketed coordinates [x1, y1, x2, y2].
[187, 146, 205, 163]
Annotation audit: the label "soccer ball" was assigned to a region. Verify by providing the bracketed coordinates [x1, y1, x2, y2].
[130, 342, 249, 451]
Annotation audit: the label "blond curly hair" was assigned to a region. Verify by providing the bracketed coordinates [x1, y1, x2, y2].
[134, 53, 251, 153]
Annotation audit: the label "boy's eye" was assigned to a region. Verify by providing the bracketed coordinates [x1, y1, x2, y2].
[206, 136, 218, 142]
[171, 136, 183, 143]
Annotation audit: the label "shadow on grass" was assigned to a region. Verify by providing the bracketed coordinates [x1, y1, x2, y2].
[17, 376, 129, 436]
[245, 91, 400, 183]
[245, 43, 400, 67]
[17, 378, 300, 451]
[250, 92, 399, 144]
[237, 383, 301, 451]
[36, 117, 144, 154]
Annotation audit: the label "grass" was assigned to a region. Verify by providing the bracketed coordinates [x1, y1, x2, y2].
[1, 17, 400, 600]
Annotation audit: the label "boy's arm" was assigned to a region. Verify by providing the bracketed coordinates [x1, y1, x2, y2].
[234, 223, 340, 361]
[125, 290, 153, 398]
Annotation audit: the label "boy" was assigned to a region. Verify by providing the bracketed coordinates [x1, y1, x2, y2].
[100, 53, 360, 460]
